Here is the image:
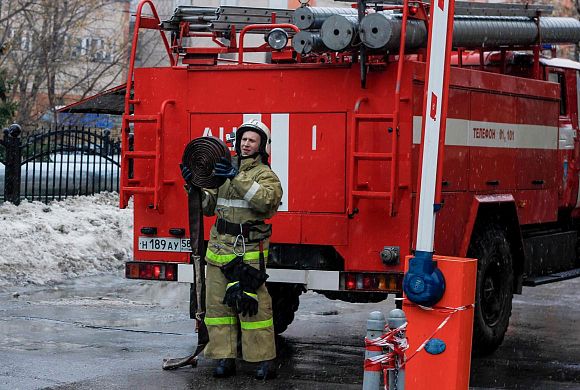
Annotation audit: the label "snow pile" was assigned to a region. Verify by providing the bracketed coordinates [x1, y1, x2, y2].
[0, 193, 133, 289]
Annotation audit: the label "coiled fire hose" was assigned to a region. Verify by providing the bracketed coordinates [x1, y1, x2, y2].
[161, 136, 231, 371]
[181, 136, 231, 189]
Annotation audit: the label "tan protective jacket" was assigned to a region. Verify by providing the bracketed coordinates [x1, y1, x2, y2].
[202, 155, 282, 266]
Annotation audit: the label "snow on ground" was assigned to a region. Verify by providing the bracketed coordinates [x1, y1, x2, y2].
[0, 192, 133, 289]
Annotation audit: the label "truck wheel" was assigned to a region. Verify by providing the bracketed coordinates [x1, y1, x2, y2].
[468, 226, 514, 355]
[267, 282, 304, 335]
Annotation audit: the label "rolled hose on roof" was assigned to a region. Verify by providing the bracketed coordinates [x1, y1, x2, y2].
[181, 136, 231, 189]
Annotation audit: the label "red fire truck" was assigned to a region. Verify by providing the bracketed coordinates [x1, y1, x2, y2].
[122, 0, 580, 355]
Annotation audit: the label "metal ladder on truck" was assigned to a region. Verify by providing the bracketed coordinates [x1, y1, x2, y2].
[346, 0, 414, 218]
[119, 0, 175, 210]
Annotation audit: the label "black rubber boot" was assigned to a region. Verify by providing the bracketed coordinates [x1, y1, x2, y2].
[213, 358, 236, 378]
[255, 360, 277, 380]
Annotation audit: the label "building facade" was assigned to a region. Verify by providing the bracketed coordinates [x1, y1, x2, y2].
[0, 0, 131, 128]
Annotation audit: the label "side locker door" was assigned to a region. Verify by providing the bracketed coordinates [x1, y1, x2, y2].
[548, 69, 577, 208]
[565, 69, 580, 208]
[469, 92, 517, 191]
[288, 113, 346, 213]
[574, 70, 580, 207]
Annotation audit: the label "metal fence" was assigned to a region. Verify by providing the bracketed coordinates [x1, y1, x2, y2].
[0, 124, 121, 204]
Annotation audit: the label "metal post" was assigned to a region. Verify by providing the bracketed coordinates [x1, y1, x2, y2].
[403, 0, 457, 308]
[363, 311, 386, 390]
[388, 309, 407, 390]
[358, 0, 367, 88]
[3, 124, 22, 205]
[103, 129, 111, 156]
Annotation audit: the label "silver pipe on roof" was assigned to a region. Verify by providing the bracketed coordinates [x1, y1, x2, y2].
[292, 7, 359, 30]
[360, 14, 580, 50]
[292, 31, 326, 55]
[320, 14, 360, 51]
[173, 7, 218, 15]
[359, 12, 426, 50]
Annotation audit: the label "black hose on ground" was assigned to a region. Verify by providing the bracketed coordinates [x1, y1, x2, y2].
[181, 136, 230, 189]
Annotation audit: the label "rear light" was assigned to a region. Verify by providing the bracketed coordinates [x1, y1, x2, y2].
[356, 274, 364, 289]
[139, 264, 152, 279]
[363, 274, 373, 289]
[127, 263, 140, 278]
[378, 275, 387, 290]
[166, 266, 175, 280]
[341, 272, 402, 292]
[345, 273, 356, 290]
[126, 261, 178, 281]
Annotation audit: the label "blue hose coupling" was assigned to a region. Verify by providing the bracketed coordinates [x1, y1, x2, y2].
[403, 251, 445, 307]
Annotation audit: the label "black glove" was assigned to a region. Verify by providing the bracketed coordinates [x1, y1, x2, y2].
[220, 256, 244, 282]
[223, 280, 243, 309]
[214, 157, 238, 179]
[180, 163, 193, 183]
[240, 263, 269, 291]
[239, 290, 259, 317]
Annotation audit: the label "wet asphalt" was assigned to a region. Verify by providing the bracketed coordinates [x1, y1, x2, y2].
[0, 273, 578, 390]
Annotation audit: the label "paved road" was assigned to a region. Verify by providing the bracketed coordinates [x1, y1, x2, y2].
[0, 274, 579, 389]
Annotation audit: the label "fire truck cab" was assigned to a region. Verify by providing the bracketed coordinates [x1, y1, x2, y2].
[122, 0, 580, 355]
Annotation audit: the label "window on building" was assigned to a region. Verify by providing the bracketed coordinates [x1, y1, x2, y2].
[71, 37, 111, 62]
[9, 29, 32, 52]
[22, 32, 32, 51]
[89, 38, 111, 62]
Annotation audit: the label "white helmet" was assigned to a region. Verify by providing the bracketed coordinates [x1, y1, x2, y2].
[235, 119, 272, 159]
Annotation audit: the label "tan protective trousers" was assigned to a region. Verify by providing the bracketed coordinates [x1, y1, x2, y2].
[203, 263, 276, 362]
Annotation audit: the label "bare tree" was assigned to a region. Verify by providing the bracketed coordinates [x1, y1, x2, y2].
[0, 0, 35, 25]
[0, 0, 130, 129]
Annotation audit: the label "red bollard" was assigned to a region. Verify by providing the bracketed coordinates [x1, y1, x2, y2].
[403, 255, 477, 390]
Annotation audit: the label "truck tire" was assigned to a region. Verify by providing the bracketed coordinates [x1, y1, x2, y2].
[267, 282, 304, 335]
[468, 226, 514, 355]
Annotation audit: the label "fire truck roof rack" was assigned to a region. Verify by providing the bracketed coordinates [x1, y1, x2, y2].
[161, 5, 293, 34]
[333, 1, 553, 17]
[160, 6, 217, 32]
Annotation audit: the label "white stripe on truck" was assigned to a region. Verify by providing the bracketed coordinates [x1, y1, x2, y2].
[176, 264, 340, 290]
[412, 116, 558, 149]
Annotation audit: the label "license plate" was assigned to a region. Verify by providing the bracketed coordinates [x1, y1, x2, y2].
[138, 237, 191, 252]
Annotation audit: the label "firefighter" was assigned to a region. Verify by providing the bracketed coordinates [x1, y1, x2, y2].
[181, 119, 282, 379]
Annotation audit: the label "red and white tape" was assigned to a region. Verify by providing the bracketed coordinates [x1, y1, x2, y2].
[363, 300, 474, 389]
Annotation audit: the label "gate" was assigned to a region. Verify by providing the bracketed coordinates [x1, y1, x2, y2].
[0, 124, 121, 204]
